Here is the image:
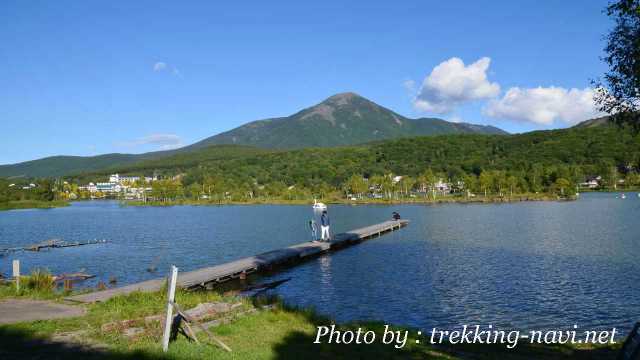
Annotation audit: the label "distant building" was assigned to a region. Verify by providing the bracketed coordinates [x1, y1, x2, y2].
[79, 182, 98, 193]
[434, 179, 450, 193]
[109, 174, 140, 184]
[96, 182, 121, 193]
[119, 176, 140, 184]
[580, 176, 601, 189]
[78, 175, 153, 197]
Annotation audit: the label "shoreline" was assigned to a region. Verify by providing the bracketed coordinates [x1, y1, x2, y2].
[0, 284, 620, 359]
[0, 200, 69, 211]
[6, 189, 635, 210]
[121, 193, 575, 207]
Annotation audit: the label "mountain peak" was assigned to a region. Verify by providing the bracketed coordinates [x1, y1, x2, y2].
[320, 92, 371, 107]
[326, 92, 360, 102]
[190, 92, 507, 149]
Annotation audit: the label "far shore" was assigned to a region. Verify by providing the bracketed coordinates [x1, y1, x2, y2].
[5, 190, 637, 211]
[0, 200, 69, 211]
[121, 193, 577, 208]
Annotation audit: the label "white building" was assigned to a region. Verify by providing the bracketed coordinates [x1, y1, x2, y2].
[434, 179, 450, 193]
[79, 182, 98, 193]
[580, 176, 601, 189]
[96, 182, 121, 193]
[109, 173, 141, 184]
[120, 176, 140, 184]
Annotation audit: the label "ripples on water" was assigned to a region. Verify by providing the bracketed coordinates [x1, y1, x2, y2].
[1, 193, 639, 334]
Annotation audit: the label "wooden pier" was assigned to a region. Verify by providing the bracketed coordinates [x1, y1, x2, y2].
[0, 239, 107, 256]
[66, 219, 409, 303]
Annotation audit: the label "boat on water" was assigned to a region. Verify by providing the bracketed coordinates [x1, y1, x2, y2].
[312, 199, 327, 210]
[621, 193, 626, 199]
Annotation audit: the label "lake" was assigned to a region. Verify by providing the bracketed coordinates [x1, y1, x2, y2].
[1, 193, 639, 335]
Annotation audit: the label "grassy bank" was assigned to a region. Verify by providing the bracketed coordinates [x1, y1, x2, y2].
[0, 282, 619, 359]
[123, 193, 573, 208]
[0, 200, 69, 211]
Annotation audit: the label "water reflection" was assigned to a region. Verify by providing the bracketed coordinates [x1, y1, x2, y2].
[318, 254, 333, 286]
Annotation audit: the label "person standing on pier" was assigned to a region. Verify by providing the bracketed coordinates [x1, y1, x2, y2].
[321, 210, 331, 242]
[309, 219, 318, 242]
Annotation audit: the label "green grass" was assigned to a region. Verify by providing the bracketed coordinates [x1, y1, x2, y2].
[0, 283, 61, 300]
[0, 269, 61, 300]
[24, 268, 55, 292]
[0, 200, 69, 211]
[0, 284, 620, 359]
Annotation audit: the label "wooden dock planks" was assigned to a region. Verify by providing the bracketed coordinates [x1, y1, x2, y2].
[66, 219, 408, 303]
[1, 239, 107, 254]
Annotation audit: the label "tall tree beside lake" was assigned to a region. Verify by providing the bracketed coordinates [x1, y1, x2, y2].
[595, 0, 640, 129]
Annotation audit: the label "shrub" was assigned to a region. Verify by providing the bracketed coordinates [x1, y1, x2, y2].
[25, 268, 54, 292]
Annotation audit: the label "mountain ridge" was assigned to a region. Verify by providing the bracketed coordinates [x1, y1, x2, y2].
[1, 92, 508, 177]
[186, 92, 506, 149]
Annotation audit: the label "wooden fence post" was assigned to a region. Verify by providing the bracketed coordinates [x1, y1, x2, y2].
[64, 279, 73, 292]
[12, 259, 20, 292]
[162, 265, 178, 352]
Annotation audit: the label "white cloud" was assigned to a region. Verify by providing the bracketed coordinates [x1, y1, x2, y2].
[153, 62, 167, 72]
[483, 86, 604, 125]
[172, 66, 183, 79]
[414, 57, 500, 114]
[402, 79, 416, 93]
[120, 133, 184, 150]
[153, 61, 183, 78]
[448, 115, 463, 123]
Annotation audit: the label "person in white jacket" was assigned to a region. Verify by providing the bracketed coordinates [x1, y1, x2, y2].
[320, 210, 331, 242]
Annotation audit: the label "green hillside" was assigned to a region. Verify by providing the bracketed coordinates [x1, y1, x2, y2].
[0, 153, 144, 178]
[572, 116, 611, 128]
[0, 148, 191, 178]
[73, 125, 639, 201]
[190, 92, 506, 149]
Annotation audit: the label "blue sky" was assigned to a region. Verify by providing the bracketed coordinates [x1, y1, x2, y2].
[0, 1, 612, 165]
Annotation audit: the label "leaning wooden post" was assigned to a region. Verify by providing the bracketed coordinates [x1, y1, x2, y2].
[12, 259, 20, 292]
[162, 265, 178, 352]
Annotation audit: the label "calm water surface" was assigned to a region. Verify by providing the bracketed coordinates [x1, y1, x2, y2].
[1, 193, 639, 334]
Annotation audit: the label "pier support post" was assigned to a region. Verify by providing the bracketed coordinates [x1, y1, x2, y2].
[64, 279, 73, 292]
[162, 265, 178, 352]
[12, 259, 20, 292]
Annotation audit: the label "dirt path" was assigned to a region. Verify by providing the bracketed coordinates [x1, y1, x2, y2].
[0, 299, 85, 324]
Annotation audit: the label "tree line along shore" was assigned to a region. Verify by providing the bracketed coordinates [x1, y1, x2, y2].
[2, 125, 640, 210]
